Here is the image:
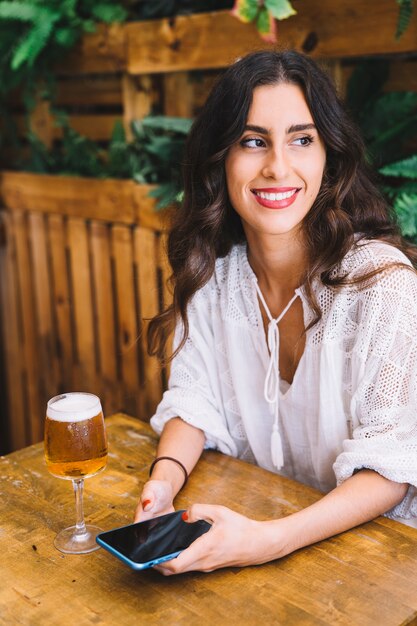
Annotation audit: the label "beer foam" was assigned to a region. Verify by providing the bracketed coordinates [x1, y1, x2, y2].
[47, 393, 102, 422]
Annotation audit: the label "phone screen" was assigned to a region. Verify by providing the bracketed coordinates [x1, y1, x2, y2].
[96, 510, 211, 570]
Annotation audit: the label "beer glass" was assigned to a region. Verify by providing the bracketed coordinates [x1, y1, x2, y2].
[44, 392, 108, 554]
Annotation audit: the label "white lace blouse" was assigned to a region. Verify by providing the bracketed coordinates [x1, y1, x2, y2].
[151, 240, 417, 526]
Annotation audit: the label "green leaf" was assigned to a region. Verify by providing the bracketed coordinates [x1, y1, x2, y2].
[109, 118, 126, 143]
[396, 0, 414, 38]
[11, 17, 56, 69]
[140, 115, 193, 135]
[0, 2, 39, 22]
[345, 61, 389, 121]
[380, 155, 417, 179]
[23, 130, 55, 173]
[368, 115, 417, 166]
[265, 0, 296, 20]
[148, 182, 180, 210]
[363, 92, 417, 139]
[107, 120, 132, 178]
[90, 4, 128, 23]
[394, 192, 417, 237]
[256, 7, 272, 35]
[231, 0, 259, 23]
[53, 26, 81, 48]
[81, 19, 96, 34]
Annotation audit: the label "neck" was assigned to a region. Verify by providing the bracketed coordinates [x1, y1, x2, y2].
[246, 230, 307, 295]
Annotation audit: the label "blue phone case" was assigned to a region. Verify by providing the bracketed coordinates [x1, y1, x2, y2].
[96, 510, 211, 571]
[96, 534, 181, 570]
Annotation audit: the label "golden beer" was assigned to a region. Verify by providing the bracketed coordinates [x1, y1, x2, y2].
[44, 394, 107, 480]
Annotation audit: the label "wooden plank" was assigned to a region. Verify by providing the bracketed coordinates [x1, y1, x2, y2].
[55, 76, 123, 107]
[15, 113, 119, 142]
[47, 213, 74, 393]
[0, 173, 137, 224]
[0, 211, 27, 450]
[58, 114, 120, 141]
[13, 211, 44, 444]
[9, 76, 122, 108]
[29, 97, 54, 149]
[158, 232, 172, 311]
[66, 218, 97, 392]
[163, 72, 194, 117]
[126, 3, 417, 74]
[122, 74, 154, 141]
[111, 224, 142, 418]
[90, 220, 121, 416]
[192, 70, 221, 114]
[0, 172, 169, 228]
[57, 23, 127, 75]
[134, 227, 163, 418]
[385, 59, 417, 92]
[131, 183, 170, 231]
[157, 232, 173, 376]
[28, 213, 60, 407]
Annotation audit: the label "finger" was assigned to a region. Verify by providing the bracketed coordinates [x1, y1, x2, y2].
[134, 494, 153, 522]
[134, 506, 153, 523]
[153, 564, 176, 576]
[184, 503, 227, 525]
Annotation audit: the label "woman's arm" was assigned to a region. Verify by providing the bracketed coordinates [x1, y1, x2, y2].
[265, 469, 408, 557]
[153, 469, 408, 574]
[134, 417, 205, 521]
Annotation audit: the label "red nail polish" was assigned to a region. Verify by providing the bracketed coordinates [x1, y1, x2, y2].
[142, 499, 151, 508]
[181, 511, 189, 521]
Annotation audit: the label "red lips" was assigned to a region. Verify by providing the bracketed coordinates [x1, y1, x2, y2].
[251, 187, 300, 210]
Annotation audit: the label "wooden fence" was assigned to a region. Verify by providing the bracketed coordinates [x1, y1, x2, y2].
[0, 172, 170, 451]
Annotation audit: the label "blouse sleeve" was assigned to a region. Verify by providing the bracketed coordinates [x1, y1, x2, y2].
[150, 287, 238, 456]
[333, 256, 417, 520]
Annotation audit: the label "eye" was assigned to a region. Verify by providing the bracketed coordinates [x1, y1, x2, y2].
[292, 135, 314, 147]
[240, 136, 265, 149]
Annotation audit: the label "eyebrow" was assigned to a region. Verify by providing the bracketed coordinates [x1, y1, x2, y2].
[244, 123, 317, 134]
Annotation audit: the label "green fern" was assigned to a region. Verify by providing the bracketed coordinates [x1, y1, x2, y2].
[380, 155, 417, 179]
[396, 0, 414, 38]
[393, 193, 417, 237]
[0, 0, 128, 93]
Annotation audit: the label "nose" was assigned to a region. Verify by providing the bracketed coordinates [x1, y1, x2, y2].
[261, 146, 290, 180]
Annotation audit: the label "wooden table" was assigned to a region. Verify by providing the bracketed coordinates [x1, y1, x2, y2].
[1, 414, 417, 626]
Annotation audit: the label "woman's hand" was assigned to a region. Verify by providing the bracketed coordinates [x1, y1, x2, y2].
[134, 479, 175, 522]
[153, 504, 283, 575]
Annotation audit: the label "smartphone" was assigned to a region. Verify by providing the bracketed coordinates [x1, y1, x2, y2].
[96, 510, 211, 570]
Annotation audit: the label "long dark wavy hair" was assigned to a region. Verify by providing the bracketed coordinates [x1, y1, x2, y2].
[148, 49, 417, 360]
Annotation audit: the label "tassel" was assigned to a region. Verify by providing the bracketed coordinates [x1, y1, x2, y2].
[271, 423, 284, 470]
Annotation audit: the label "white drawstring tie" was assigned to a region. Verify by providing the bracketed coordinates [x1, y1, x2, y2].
[254, 281, 299, 470]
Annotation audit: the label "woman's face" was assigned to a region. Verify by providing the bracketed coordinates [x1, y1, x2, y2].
[225, 82, 326, 241]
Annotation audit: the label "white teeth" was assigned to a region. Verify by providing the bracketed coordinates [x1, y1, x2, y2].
[255, 189, 297, 201]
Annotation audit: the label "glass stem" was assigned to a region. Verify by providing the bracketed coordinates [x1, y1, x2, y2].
[73, 478, 87, 536]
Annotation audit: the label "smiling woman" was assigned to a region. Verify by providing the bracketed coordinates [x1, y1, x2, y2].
[131, 50, 417, 574]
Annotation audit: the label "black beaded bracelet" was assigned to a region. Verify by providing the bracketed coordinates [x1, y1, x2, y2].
[149, 456, 188, 490]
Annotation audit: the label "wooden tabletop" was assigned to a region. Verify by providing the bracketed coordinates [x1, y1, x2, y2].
[1, 414, 417, 626]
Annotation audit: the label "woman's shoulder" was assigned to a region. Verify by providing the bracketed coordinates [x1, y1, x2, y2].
[341, 238, 414, 276]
